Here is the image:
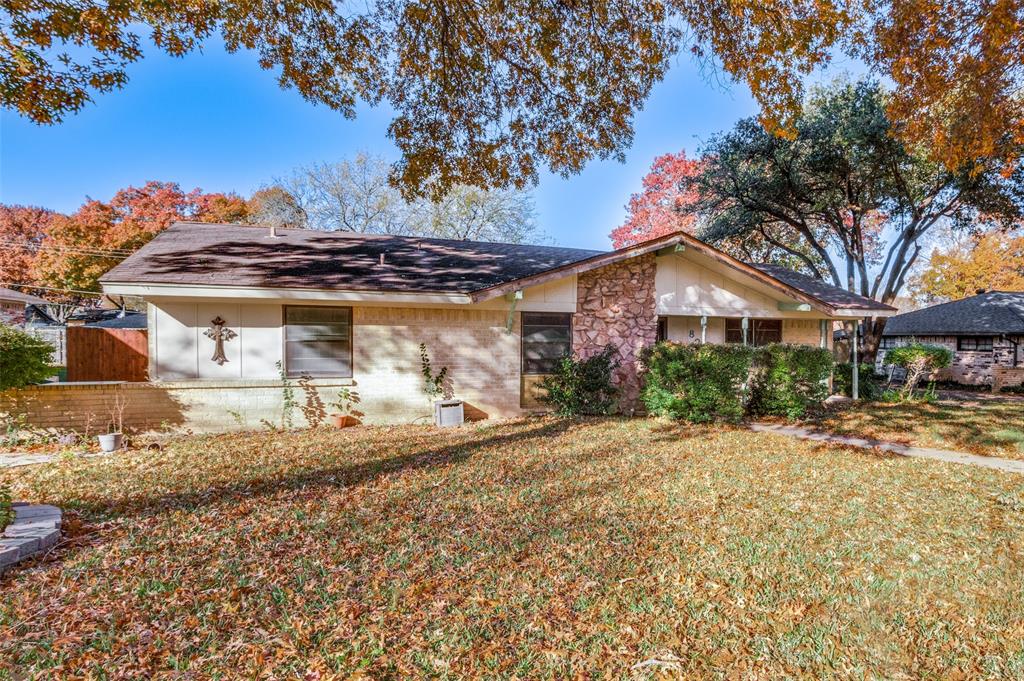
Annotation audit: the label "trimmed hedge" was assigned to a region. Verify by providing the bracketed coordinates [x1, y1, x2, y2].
[833, 362, 883, 401]
[641, 342, 833, 422]
[748, 344, 833, 419]
[640, 343, 755, 423]
[540, 346, 620, 416]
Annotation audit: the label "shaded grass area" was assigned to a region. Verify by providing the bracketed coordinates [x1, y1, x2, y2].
[2, 418, 1024, 678]
[810, 398, 1024, 459]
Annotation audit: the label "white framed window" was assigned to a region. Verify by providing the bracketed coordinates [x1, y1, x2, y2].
[283, 306, 353, 377]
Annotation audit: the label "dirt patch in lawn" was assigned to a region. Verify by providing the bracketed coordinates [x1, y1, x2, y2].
[2, 418, 1024, 678]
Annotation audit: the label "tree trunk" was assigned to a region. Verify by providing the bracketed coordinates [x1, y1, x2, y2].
[861, 317, 887, 363]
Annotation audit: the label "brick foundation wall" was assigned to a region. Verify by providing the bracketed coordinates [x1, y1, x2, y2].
[573, 255, 657, 412]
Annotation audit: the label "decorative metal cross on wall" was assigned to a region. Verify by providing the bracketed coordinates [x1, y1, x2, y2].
[204, 316, 237, 365]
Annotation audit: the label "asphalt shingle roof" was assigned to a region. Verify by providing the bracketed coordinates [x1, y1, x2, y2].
[101, 223, 894, 313]
[882, 291, 1024, 336]
[100, 223, 604, 294]
[752, 264, 894, 311]
[0, 287, 47, 306]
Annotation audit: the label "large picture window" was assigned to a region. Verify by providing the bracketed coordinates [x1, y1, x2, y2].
[725, 318, 783, 346]
[957, 336, 993, 352]
[284, 306, 353, 377]
[522, 312, 572, 374]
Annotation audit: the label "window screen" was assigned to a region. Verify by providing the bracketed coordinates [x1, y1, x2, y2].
[725, 318, 783, 346]
[957, 336, 993, 352]
[879, 337, 899, 349]
[522, 312, 572, 374]
[284, 306, 353, 377]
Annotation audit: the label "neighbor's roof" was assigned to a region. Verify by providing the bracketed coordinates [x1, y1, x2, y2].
[85, 311, 148, 329]
[0, 287, 47, 306]
[883, 291, 1024, 336]
[753, 264, 892, 312]
[100, 223, 604, 294]
[101, 222, 893, 314]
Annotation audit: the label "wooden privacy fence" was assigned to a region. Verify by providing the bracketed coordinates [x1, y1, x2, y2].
[66, 327, 148, 382]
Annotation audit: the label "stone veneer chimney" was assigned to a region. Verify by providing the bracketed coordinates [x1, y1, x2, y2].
[571, 254, 658, 413]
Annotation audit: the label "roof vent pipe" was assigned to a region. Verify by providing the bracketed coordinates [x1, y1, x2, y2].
[268, 223, 278, 238]
[379, 252, 386, 266]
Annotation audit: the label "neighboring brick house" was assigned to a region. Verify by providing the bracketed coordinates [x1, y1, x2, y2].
[0, 287, 47, 327]
[5, 222, 895, 433]
[876, 291, 1024, 389]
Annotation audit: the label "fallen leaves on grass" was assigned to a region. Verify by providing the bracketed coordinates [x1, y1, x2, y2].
[1, 418, 1023, 678]
[810, 398, 1024, 459]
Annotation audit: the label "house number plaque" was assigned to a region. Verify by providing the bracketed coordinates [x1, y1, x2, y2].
[204, 316, 237, 365]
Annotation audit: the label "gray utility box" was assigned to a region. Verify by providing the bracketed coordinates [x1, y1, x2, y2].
[434, 399, 464, 427]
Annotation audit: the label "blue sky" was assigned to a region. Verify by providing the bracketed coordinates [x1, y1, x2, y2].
[0, 39, 766, 250]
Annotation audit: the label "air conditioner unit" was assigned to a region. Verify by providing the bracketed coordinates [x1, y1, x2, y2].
[434, 399, 464, 427]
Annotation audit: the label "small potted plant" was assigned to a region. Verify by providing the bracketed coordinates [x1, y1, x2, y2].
[328, 387, 361, 428]
[97, 394, 126, 452]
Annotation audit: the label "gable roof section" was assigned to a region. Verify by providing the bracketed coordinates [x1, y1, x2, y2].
[100, 222, 604, 294]
[101, 222, 894, 316]
[752, 264, 892, 311]
[0, 287, 47, 306]
[883, 291, 1024, 336]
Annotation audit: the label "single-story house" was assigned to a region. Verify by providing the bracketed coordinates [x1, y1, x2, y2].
[65, 221, 892, 430]
[876, 290, 1024, 389]
[0, 287, 47, 327]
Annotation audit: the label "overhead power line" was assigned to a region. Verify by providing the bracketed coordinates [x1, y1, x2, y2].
[0, 242, 132, 259]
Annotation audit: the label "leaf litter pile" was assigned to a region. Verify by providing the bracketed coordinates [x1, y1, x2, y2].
[1, 418, 1023, 678]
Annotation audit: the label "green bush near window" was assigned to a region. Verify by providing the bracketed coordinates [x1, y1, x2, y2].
[0, 324, 57, 391]
[540, 346, 619, 416]
[640, 342, 755, 423]
[833, 362, 883, 401]
[748, 345, 833, 419]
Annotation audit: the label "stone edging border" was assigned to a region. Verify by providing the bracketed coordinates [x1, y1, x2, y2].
[0, 503, 62, 575]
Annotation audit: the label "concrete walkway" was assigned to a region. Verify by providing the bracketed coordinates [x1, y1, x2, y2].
[0, 451, 98, 469]
[749, 423, 1024, 474]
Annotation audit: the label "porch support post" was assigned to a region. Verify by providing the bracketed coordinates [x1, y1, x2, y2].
[852, 323, 859, 400]
[700, 315, 708, 344]
[741, 317, 749, 346]
[819, 319, 828, 349]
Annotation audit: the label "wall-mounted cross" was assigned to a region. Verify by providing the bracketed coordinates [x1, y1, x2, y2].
[204, 316, 237, 365]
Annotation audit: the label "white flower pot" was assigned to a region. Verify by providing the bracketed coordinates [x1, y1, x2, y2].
[97, 433, 123, 452]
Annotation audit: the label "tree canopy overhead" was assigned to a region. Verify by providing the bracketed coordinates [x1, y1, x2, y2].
[3, 1, 1022, 196]
[690, 80, 1023, 355]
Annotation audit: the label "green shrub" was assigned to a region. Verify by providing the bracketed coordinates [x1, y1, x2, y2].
[748, 344, 833, 419]
[0, 324, 57, 391]
[640, 342, 754, 423]
[885, 342, 954, 400]
[833, 362, 883, 401]
[540, 346, 620, 416]
[0, 484, 11, 532]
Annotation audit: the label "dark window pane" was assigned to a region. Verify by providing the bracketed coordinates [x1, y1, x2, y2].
[522, 312, 571, 375]
[656, 318, 668, 342]
[284, 306, 353, 377]
[725, 318, 782, 346]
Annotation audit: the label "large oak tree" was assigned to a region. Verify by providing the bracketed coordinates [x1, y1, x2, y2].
[3, 1, 1022, 196]
[693, 81, 1024, 358]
